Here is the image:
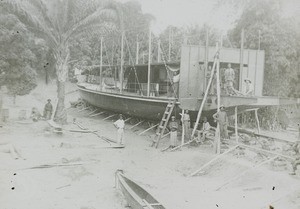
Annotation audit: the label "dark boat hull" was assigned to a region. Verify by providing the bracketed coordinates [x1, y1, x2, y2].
[78, 86, 180, 121]
[116, 171, 165, 209]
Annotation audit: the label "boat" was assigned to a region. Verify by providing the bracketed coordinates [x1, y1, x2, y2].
[116, 170, 166, 209]
[77, 34, 299, 121]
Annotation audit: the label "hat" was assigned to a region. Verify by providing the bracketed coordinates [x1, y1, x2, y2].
[220, 104, 225, 109]
[47, 99, 51, 102]
[171, 116, 175, 119]
[244, 78, 251, 83]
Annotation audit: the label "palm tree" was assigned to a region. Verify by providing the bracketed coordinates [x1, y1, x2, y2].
[3, 0, 121, 123]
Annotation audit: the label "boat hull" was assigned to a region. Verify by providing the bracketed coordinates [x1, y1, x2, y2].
[116, 171, 165, 209]
[78, 86, 180, 121]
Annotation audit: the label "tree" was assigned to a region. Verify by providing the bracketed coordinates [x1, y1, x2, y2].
[227, 0, 300, 97]
[2, 0, 121, 123]
[0, 9, 39, 103]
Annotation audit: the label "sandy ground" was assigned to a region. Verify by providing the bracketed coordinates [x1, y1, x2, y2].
[1, 82, 300, 209]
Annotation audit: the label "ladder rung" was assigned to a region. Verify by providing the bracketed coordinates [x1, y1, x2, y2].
[162, 118, 167, 121]
[158, 125, 164, 129]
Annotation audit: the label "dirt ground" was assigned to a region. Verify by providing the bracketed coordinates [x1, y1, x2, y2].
[1, 81, 300, 209]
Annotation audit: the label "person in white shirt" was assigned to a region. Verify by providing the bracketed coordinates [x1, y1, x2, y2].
[113, 114, 125, 145]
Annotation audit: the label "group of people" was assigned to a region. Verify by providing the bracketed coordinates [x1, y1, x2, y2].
[30, 99, 53, 121]
[209, 63, 254, 96]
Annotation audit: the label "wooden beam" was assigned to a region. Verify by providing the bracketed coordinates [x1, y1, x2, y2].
[147, 27, 152, 97]
[120, 32, 124, 93]
[89, 111, 105, 117]
[235, 106, 238, 143]
[190, 145, 239, 176]
[254, 109, 261, 133]
[129, 120, 144, 129]
[139, 123, 158, 136]
[124, 117, 132, 122]
[103, 114, 117, 121]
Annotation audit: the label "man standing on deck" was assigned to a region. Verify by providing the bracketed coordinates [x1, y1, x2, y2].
[181, 110, 190, 141]
[224, 63, 235, 95]
[43, 99, 53, 120]
[114, 114, 125, 145]
[169, 116, 178, 148]
[213, 105, 229, 141]
[244, 78, 254, 96]
[172, 71, 180, 97]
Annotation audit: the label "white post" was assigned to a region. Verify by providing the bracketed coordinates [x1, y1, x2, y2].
[235, 106, 238, 143]
[181, 109, 185, 146]
[147, 28, 152, 97]
[215, 42, 221, 154]
[157, 39, 161, 62]
[99, 37, 103, 89]
[136, 35, 139, 65]
[120, 32, 124, 93]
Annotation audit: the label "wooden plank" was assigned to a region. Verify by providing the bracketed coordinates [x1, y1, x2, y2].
[103, 114, 117, 121]
[89, 111, 105, 117]
[124, 117, 132, 122]
[129, 120, 144, 129]
[190, 145, 239, 176]
[139, 124, 158, 136]
[215, 155, 278, 191]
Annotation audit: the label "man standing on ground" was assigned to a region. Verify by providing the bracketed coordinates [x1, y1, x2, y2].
[213, 105, 229, 142]
[224, 63, 235, 95]
[202, 117, 211, 141]
[43, 99, 53, 120]
[169, 116, 178, 148]
[114, 114, 125, 145]
[182, 110, 190, 141]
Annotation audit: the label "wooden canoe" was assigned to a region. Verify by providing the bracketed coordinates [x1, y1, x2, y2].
[116, 170, 166, 209]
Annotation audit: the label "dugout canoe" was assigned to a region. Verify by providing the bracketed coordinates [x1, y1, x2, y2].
[116, 170, 166, 209]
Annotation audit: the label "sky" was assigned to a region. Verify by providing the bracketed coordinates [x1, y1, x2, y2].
[117, 0, 300, 34]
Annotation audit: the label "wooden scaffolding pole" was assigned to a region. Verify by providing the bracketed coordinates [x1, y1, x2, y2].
[120, 32, 124, 93]
[191, 51, 218, 139]
[168, 27, 172, 62]
[136, 35, 139, 65]
[214, 42, 221, 154]
[181, 109, 185, 146]
[147, 28, 152, 97]
[235, 106, 238, 143]
[239, 29, 244, 91]
[254, 109, 261, 133]
[99, 37, 103, 90]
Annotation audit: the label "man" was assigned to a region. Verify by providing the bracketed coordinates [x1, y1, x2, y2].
[169, 116, 178, 148]
[213, 105, 229, 141]
[202, 117, 211, 141]
[181, 110, 190, 141]
[114, 114, 125, 145]
[43, 99, 53, 120]
[172, 71, 180, 97]
[244, 78, 254, 96]
[224, 63, 235, 95]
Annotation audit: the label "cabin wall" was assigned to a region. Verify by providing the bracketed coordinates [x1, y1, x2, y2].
[179, 45, 265, 110]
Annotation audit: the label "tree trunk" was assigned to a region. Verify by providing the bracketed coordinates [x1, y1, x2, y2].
[54, 45, 69, 124]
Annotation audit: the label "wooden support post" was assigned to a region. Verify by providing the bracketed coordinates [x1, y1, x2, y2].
[136, 35, 139, 65]
[254, 109, 261, 133]
[103, 114, 117, 121]
[215, 155, 278, 191]
[120, 32, 124, 93]
[139, 123, 158, 136]
[147, 27, 152, 97]
[99, 37, 103, 89]
[239, 29, 244, 91]
[90, 111, 105, 117]
[190, 145, 239, 176]
[129, 120, 144, 129]
[181, 109, 185, 146]
[191, 50, 218, 138]
[235, 106, 238, 143]
[157, 39, 161, 62]
[215, 42, 221, 154]
[124, 117, 132, 122]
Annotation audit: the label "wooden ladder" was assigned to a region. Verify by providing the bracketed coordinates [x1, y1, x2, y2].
[153, 100, 176, 148]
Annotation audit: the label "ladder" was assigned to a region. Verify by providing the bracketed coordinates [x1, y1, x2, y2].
[152, 100, 176, 148]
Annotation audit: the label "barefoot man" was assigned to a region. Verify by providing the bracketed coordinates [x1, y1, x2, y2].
[114, 114, 125, 145]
